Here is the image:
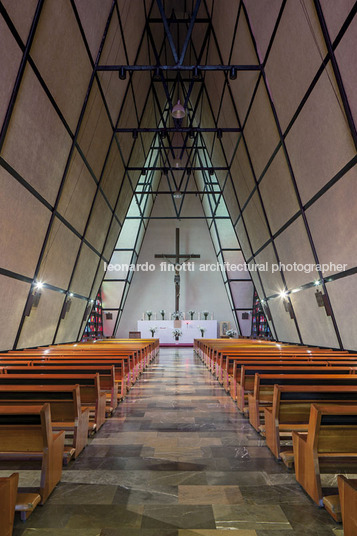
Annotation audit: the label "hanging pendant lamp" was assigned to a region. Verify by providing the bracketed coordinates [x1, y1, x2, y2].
[171, 99, 185, 119]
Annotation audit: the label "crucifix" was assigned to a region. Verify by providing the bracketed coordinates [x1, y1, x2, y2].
[155, 228, 200, 312]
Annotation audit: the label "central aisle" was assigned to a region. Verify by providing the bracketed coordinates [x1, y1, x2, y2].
[15, 348, 339, 535]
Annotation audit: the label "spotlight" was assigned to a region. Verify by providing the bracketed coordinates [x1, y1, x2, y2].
[187, 168, 191, 176]
[35, 281, 43, 290]
[217, 129, 223, 140]
[189, 129, 195, 139]
[118, 66, 126, 80]
[153, 67, 161, 81]
[314, 280, 321, 286]
[132, 129, 138, 140]
[192, 66, 200, 79]
[160, 129, 167, 139]
[279, 290, 287, 299]
[229, 66, 237, 80]
[209, 168, 214, 176]
[163, 167, 168, 176]
[141, 169, 147, 176]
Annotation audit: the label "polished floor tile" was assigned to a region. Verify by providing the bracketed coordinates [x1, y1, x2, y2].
[10, 348, 340, 534]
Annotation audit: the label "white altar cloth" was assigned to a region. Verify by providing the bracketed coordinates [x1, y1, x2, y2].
[137, 320, 217, 344]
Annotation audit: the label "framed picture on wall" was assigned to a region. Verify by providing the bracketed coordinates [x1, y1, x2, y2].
[219, 321, 231, 337]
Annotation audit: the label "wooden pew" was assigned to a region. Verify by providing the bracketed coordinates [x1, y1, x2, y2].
[28, 360, 127, 401]
[216, 348, 356, 385]
[263, 385, 357, 461]
[0, 405, 64, 504]
[0, 374, 106, 433]
[0, 385, 89, 461]
[245, 367, 356, 427]
[246, 371, 357, 424]
[1, 352, 136, 389]
[292, 404, 357, 507]
[2, 365, 119, 413]
[229, 358, 357, 400]
[0, 473, 41, 524]
[337, 475, 357, 535]
[0, 473, 18, 535]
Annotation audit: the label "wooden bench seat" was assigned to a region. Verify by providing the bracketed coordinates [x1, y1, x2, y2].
[0, 385, 89, 462]
[246, 372, 357, 418]
[1, 352, 136, 389]
[0, 374, 106, 433]
[245, 367, 356, 427]
[336, 475, 357, 534]
[229, 359, 357, 401]
[292, 404, 357, 508]
[28, 360, 128, 401]
[263, 384, 357, 461]
[0, 472, 40, 525]
[219, 353, 357, 392]
[0, 405, 64, 504]
[0, 472, 18, 534]
[2, 365, 119, 414]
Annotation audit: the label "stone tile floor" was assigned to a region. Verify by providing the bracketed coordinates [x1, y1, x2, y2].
[6, 348, 344, 535]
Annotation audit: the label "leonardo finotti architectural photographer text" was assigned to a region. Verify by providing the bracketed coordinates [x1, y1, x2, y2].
[104, 261, 348, 274]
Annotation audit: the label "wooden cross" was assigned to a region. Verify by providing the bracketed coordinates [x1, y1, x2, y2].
[155, 228, 200, 313]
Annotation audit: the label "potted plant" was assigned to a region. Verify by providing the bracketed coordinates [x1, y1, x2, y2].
[159, 309, 165, 320]
[172, 328, 182, 342]
[202, 310, 209, 320]
[225, 329, 237, 338]
[146, 310, 152, 320]
[199, 326, 206, 337]
[149, 327, 157, 337]
[188, 309, 195, 320]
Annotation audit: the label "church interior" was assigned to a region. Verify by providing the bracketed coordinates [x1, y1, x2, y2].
[0, 1, 357, 535]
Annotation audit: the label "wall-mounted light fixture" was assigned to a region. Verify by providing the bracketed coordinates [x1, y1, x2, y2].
[60, 293, 73, 320]
[24, 281, 43, 317]
[315, 289, 332, 316]
[83, 300, 94, 322]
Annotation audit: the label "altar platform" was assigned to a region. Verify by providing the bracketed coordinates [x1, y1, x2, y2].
[137, 320, 217, 346]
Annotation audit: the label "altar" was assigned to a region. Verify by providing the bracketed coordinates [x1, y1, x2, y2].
[137, 320, 217, 345]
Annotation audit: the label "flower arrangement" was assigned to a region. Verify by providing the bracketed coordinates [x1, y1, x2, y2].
[172, 328, 182, 340]
[149, 327, 157, 337]
[202, 310, 210, 320]
[225, 329, 237, 338]
[146, 310, 152, 320]
[198, 326, 206, 337]
[159, 309, 165, 320]
[171, 311, 183, 320]
[188, 309, 195, 320]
